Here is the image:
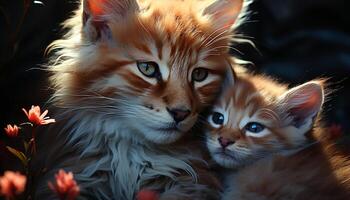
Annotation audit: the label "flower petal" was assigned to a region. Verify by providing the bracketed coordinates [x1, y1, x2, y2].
[22, 108, 29, 118]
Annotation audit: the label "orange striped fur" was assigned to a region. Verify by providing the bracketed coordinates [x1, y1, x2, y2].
[49, 0, 244, 143]
[36, 0, 249, 199]
[223, 140, 350, 200]
[205, 67, 350, 199]
[207, 67, 324, 168]
[205, 67, 326, 168]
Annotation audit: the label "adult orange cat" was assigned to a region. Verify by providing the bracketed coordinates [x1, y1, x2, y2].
[205, 67, 350, 199]
[33, 0, 249, 199]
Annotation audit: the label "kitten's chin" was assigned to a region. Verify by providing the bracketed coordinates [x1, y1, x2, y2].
[211, 150, 246, 169]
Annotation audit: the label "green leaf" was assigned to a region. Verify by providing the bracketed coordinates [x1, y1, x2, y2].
[6, 146, 28, 167]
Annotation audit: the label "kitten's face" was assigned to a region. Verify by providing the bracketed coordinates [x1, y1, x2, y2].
[205, 76, 324, 168]
[53, 0, 242, 144]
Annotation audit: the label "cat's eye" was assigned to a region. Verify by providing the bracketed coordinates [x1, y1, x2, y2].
[137, 61, 160, 78]
[192, 68, 208, 82]
[244, 122, 265, 133]
[211, 112, 224, 125]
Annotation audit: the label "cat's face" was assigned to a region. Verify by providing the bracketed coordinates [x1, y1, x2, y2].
[52, 0, 243, 144]
[205, 76, 325, 168]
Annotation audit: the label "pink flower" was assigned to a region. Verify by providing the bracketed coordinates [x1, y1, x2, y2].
[22, 105, 55, 125]
[4, 125, 19, 137]
[0, 171, 26, 199]
[137, 189, 159, 200]
[48, 170, 80, 200]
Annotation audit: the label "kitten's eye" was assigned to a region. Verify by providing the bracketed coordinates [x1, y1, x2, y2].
[211, 112, 224, 125]
[192, 68, 208, 82]
[245, 122, 265, 133]
[137, 61, 159, 78]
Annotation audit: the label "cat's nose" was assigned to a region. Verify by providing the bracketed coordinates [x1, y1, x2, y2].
[218, 137, 234, 148]
[167, 107, 191, 123]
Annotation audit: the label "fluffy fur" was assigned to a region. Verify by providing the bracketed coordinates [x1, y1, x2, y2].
[205, 67, 326, 169]
[33, 0, 248, 199]
[223, 139, 350, 200]
[205, 67, 350, 199]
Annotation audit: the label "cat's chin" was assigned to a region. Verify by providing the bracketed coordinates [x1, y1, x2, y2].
[140, 127, 185, 144]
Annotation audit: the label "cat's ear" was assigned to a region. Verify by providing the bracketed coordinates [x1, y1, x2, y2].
[278, 80, 325, 128]
[82, 0, 139, 41]
[203, 0, 244, 30]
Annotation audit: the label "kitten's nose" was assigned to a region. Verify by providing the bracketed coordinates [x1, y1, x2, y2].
[218, 137, 234, 148]
[167, 107, 190, 123]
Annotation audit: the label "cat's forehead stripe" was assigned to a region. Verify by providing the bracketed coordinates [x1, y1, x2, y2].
[155, 38, 163, 60]
[72, 60, 134, 89]
[134, 42, 152, 55]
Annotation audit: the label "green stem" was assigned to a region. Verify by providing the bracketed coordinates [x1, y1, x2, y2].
[19, 122, 34, 127]
[31, 127, 37, 155]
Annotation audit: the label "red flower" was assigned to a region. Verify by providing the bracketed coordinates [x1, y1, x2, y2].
[137, 189, 159, 200]
[0, 171, 26, 199]
[4, 125, 19, 137]
[48, 170, 80, 200]
[22, 105, 55, 125]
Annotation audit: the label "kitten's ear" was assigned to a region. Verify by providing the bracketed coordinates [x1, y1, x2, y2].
[223, 61, 236, 88]
[82, 0, 139, 41]
[218, 61, 236, 99]
[278, 80, 325, 128]
[203, 0, 244, 30]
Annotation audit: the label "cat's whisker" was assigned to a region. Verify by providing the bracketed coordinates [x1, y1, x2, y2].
[232, 34, 254, 40]
[206, 45, 244, 55]
[204, 30, 229, 48]
[206, 34, 232, 49]
[200, 26, 228, 48]
[228, 46, 244, 55]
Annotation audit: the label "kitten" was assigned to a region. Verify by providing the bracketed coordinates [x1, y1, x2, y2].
[205, 68, 323, 169]
[205, 68, 350, 199]
[33, 0, 248, 199]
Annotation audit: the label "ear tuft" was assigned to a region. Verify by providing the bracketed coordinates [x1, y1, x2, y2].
[279, 80, 325, 127]
[203, 0, 244, 30]
[82, 0, 139, 42]
[82, 0, 110, 41]
[87, 0, 107, 16]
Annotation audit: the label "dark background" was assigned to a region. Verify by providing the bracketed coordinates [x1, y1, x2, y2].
[232, 0, 350, 130]
[1, 0, 349, 172]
